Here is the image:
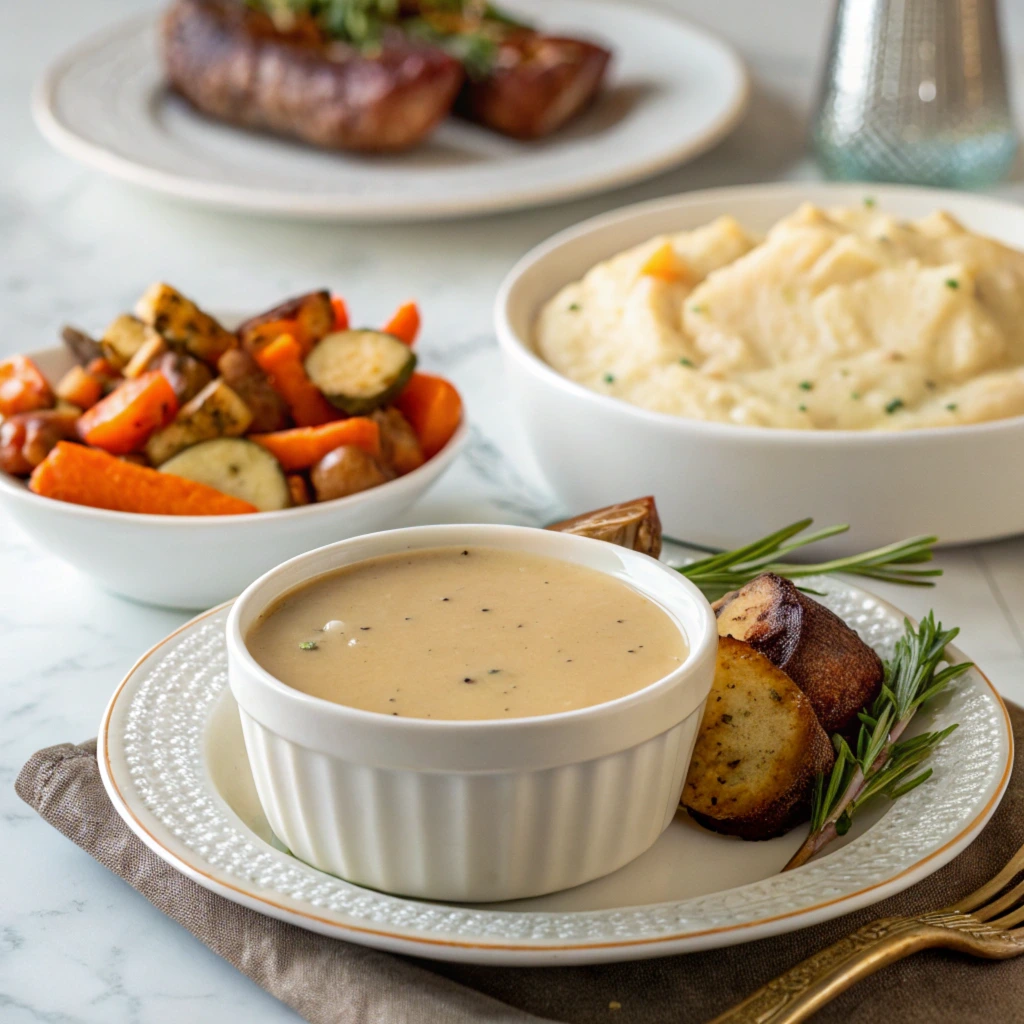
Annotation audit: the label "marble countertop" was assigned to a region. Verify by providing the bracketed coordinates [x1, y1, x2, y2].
[2, 1, 1024, 1020]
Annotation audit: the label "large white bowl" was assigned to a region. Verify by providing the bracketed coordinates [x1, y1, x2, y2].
[495, 183, 1024, 554]
[0, 346, 467, 609]
[226, 524, 718, 902]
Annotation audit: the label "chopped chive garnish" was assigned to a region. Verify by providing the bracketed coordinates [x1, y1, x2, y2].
[946, 403, 958, 412]
[885, 397, 905, 414]
[679, 357, 694, 367]
[568, 302, 581, 311]
[690, 304, 707, 314]
[864, 196, 876, 208]
[945, 279, 959, 290]
[299, 641, 318, 651]
[603, 373, 615, 384]
[798, 403, 808, 412]
[798, 380, 814, 391]
[851, 391, 861, 400]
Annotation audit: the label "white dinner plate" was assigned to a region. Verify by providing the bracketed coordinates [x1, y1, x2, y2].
[33, 2, 748, 222]
[98, 558, 1012, 965]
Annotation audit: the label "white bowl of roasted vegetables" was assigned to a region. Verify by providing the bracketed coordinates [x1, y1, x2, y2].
[0, 285, 466, 609]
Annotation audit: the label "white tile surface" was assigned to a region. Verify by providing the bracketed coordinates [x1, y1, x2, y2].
[1, 1, 1023, 1020]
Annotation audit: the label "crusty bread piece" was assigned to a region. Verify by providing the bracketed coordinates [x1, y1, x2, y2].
[683, 637, 835, 841]
[714, 573, 883, 734]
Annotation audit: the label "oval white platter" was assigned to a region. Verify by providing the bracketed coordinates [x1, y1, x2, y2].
[98, 570, 1012, 966]
[33, 1, 748, 222]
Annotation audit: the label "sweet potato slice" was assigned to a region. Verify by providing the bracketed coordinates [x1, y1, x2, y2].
[682, 637, 835, 841]
[714, 573, 883, 734]
[546, 497, 661, 557]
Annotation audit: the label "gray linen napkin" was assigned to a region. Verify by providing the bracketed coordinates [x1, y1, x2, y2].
[17, 704, 1024, 1024]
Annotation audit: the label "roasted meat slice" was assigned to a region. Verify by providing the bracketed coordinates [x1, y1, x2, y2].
[714, 573, 884, 735]
[162, 0, 464, 153]
[458, 33, 611, 139]
[683, 637, 836, 841]
[546, 496, 662, 557]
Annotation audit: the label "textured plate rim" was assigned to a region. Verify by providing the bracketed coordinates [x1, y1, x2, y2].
[96, 585, 1013, 965]
[32, 7, 750, 222]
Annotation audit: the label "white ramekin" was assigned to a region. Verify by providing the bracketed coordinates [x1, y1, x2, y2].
[494, 183, 1024, 555]
[226, 524, 717, 902]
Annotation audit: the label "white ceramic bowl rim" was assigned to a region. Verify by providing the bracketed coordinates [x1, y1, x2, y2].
[226, 524, 718, 772]
[495, 181, 1024, 445]
[0, 345, 468, 526]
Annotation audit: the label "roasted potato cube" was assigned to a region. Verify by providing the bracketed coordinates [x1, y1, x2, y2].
[310, 445, 391, 502]
[372, 407, 424, 476]
[715, 573, 884, 735]
[101, 315, 163, 369]
[217, 348, 289, 433]
[683, 637, 836, 841]
[150, 350, 213, 405]
[123, 333, 167, 379]
[145, 377, 253, 465]
[136, 283, 237, 365]
[237, 290, 335, 354]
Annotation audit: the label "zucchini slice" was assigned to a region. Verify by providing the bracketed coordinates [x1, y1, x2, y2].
[160, 438, 290, 512]
[304, 330, 416, 415]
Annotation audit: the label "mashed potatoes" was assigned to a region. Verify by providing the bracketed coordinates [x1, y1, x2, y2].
[535, 203, 1024, 430]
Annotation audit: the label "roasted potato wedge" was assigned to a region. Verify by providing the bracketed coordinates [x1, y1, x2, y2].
[145, 377, 253, 466]
[237, 290, 335, 354]
[136, 283, 237, 365]
[217, 348, 289, 433]
[101, 315, 164, 369]
[714, 573, 884, 734]
[150, 350, 214, 405]
[546, 496, 662, 557]
[682, 637, 836, 841]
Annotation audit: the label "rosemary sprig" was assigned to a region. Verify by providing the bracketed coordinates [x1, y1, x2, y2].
[784, 613, 971, 871]
[677, 519, 940, 602]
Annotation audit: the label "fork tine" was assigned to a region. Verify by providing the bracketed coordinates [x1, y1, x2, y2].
[988, 903, 1024, 931]
[950, 842, 1024, 913]
[971, 877, 1024, 922]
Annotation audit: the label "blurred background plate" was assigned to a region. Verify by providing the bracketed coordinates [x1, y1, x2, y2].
[33, 1, 748, 222]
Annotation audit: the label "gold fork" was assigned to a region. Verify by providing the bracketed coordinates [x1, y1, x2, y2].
[710, 840, 1024, 1023]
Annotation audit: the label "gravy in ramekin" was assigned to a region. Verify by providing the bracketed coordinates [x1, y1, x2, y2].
[247, 546, 687, 720]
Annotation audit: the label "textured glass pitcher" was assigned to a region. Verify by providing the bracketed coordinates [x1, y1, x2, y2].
[812, 0, 1018, 188]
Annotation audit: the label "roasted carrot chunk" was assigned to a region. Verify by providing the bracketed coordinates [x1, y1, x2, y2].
[331, 296, 350, 332]
[76, 370, 178, 454]
[30, 442, 257, 515]
[251, 418, 381, 471]
[394, 373, 462, 458]
[55, 365, 104, 410]
[254, 334, 338, 427]
[382, 301, 421, 345]
[0, 356, 54, 417]
[640, 242, 690, 284]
